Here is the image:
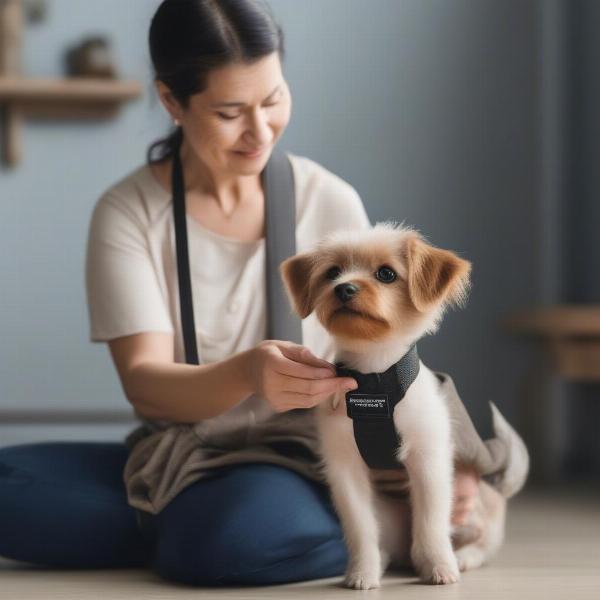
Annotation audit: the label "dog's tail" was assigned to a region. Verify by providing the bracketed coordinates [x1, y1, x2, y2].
[488, 401, 530, 499]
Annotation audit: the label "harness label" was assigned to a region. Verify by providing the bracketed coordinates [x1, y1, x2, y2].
[346, 393, 390, 418]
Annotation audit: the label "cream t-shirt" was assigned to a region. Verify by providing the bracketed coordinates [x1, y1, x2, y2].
[85, 152, 372, 513]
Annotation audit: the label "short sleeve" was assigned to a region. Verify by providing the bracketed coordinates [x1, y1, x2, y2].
[85, 194, 174, 342]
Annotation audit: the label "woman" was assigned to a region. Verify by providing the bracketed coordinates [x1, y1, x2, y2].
[88, 0, 482, 586]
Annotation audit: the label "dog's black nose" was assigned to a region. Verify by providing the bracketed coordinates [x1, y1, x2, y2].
[334, 282, 359, 303]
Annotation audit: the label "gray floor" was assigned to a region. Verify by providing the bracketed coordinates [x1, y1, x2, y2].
[1, 484, 599, 600]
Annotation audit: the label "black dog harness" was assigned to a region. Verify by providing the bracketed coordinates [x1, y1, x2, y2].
[335, 344, 420, 469]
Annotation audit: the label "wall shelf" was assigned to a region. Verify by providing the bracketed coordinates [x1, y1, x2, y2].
[0, 76, 142, 102]
[0, 76, 142, 119]
[0, 0, 142, 166]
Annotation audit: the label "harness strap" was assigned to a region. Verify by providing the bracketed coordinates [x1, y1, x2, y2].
[336, 344, 420, 469]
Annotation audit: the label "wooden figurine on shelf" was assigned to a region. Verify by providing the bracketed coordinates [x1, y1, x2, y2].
[24, 0, 46, 23]
[64, 36, 117, 79]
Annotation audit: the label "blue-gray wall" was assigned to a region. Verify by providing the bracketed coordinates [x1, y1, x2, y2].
[564, 0, 600, 479]
[569, 0, 600, 301]
[2, 1, 586, 480]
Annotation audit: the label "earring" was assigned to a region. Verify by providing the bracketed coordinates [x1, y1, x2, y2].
[174, 118, 180, 126]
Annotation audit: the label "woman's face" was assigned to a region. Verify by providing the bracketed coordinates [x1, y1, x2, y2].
[157, 52, 292, 176]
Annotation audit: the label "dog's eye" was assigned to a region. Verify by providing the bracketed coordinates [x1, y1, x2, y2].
[375, 266, 396, 283]
[325, 266, 342, 280]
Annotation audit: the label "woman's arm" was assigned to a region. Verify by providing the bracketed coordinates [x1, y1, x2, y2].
[87, 196, 262, 423]
[108, 331, 255, 423]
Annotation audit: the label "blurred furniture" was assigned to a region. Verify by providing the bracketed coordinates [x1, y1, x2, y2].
[506, 305, 600, 381]
[0, 0, 141, 167]
[505, 304, 600, 483]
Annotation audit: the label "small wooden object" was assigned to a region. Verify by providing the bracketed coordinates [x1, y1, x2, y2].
[65, 36, 117, 79]
[505, 305, 600, 381]
[0, 0, 142, 167]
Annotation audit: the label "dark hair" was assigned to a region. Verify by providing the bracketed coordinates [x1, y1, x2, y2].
[146, 0, 285, 165]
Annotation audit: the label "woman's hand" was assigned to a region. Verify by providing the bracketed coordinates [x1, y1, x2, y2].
[451, 465, 480, 526]
[248, 340, 358, 413]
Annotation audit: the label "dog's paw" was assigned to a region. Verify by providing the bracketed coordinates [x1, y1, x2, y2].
[411, 544, 460, 585]
[428, 561, 461, 584]
[415, 559, 460, 585]
[343, 568, 381, 590]
[455, 545, 486, 572]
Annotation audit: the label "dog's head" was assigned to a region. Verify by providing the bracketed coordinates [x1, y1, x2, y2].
[279, 221, 471, 346]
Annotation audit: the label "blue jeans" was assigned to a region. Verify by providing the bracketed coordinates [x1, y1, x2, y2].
[0, 442, 349, 585]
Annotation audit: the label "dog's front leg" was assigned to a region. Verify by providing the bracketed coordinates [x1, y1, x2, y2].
[317, 405, 383, 590]
[401, 441, 460, 584]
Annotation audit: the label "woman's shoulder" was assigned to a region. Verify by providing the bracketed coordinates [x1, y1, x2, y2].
[91, 162, 170, 228]
[287, 152, 360, 199]
[286, 152, 371, 234]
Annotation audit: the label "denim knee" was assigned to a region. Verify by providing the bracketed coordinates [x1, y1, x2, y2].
[153, 527, 348, 586]
[146, 463, 349, 586]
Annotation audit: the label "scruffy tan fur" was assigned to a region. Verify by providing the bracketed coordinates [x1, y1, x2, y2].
[279, 221, 528, 589]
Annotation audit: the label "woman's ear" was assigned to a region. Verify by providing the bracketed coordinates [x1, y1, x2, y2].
[405, 234, 471, 312]
[279, 252, 317, 319]
[155, 80, 183, 123]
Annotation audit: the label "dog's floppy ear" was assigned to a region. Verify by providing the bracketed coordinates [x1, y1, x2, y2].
[405, 234, 471, 312]
[279, 251, 318, 319]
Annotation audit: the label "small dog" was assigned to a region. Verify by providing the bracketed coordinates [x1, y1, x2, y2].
[279, 221, 529, 589]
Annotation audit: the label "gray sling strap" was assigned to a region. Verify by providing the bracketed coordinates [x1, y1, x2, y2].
[262, 146, 303, 344]
[172, 139, 302, 365]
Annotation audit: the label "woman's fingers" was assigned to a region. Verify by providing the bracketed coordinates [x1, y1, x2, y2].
[282, 372, 357, 396]
[451, 502, 473, 526]
[278, 342, 335, 371]
[276, 358, 335, 382]
[451, 465, 480, 526]
[275, 343, 357, 394]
